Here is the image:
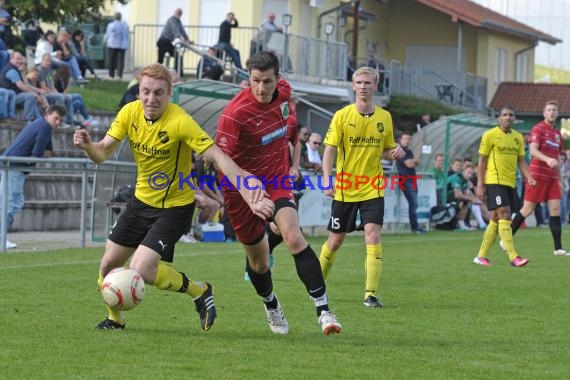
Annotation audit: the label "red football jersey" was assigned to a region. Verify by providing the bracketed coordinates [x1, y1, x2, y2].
[528, 121, 563, 180]
[216, 79, 292, 188]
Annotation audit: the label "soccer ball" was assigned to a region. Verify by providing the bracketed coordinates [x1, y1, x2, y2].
[101, 267, 145, 311]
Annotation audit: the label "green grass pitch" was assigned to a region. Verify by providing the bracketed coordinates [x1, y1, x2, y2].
[1, 227, 569, 379]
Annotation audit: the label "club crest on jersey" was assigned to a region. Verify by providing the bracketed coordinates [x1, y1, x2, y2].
[280, 101, 289, 119]
[376, 122, 384, 133]
[158, 131, 169, 144]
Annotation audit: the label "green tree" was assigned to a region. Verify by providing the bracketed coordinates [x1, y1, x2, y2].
[7, 0, 127, 25]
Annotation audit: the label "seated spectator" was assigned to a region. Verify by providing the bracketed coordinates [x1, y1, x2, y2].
[37, 53, 81, 126]
[448, 158, 463, 176]
[25, 66, 66, 114]
[0, 50, 42, 121]
[198, 47, 224, 80]
[447, 162, 488, 230]
[70, 30, 99, 80]
[305, 132, 323, 174]
[216, 12, 243, 70]
[53, 30, 88, 84]
[52, 64, 96, 127]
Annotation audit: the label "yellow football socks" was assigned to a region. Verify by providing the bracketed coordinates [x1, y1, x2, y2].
[98, 272, 123, 324]
[364, 244, 383, 299]
[498, 219, 518, 261]
[152, 261, 206, 298]
[319, 242, 337, 280]
[477, 220, 498, 258]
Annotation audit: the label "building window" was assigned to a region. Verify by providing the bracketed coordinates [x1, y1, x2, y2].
[515, 52, 529, 82]
[495, 48, 507, 84]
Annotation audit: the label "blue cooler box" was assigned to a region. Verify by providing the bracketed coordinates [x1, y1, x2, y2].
[201, 223, 225, 242]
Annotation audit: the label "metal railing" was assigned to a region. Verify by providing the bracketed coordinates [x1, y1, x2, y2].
[0, 156, 136, 252]
[130, 24, 348, 82]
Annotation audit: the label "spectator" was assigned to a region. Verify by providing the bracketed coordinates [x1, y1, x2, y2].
[0, 0, 16, 49]
[24, 66, 66, 114]
[417, 112, 431, 131]
[157, 7, 190, 77]
[0, 50, 43, 122]
[447, 162, 488, 230]
[430, 153, 446, 206]
[305, 132, 323, 173]
[52, 64, 96, 127]
[70, 30, 98, 80]
[298, 125, 313, 172]
[197, 47, 223, 80]
[0, 104, 66, 249]
[396, 132, 425, 233]
[34, 30, 57, 66]
[448, 158, 463, 176]
[105, 12, 129, 81]
[53, 30, 88, 84]
[216, 12, 243, 70]
[255, 11, 283, 53]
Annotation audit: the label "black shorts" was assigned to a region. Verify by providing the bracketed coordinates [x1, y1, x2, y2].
[109, 197, 195, 263]
[485, 185, 517, 212]
[327, 197, 384, 233]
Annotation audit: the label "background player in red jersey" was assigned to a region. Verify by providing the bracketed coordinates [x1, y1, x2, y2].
[216, 51, 341, 335]
[507, 100, 567, 256]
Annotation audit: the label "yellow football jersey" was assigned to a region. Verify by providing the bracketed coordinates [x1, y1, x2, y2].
[324, 104, 397, 202]
[107, 101, 214, 208]
[478, 126, 524, 188]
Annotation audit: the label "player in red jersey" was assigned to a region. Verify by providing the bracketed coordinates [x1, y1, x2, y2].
[508, 100, 566, 255]
[216, 51, 341, 335]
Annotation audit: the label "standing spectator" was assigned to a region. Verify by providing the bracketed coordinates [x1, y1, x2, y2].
[157, 8, 190, 77]
[416, 112, 431, 131]
[216, 12, 243, 70]
[105, 12, 129, 81]
[70, 30, 98, 80]
[305, 132, 323, 173]
[255, 11, 283, 52]
[430, 153, 446, 206]
[507, 101, 567, 256]
[319, 66, 405, 309]
[0, 51, 42, 122]
[396, 132, 425, 233]
[473, 107, 533, 267]
[73, 63, 270, 331]
[197, 47, 223, 80]
[0, 104, 66, 249]
[216, 51, 342, 335]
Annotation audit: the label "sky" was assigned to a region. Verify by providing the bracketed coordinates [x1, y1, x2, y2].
[471, 0, 570, 70]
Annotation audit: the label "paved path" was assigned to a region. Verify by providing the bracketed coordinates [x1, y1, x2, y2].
[3, 230, 105, 252]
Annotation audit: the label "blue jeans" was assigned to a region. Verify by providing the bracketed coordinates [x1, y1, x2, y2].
[216, 42, 243, 70]
[15, 92, 41, 121]
[0, 88, 15, 119]
[0, 170, 26, 230]
[401, 179, 419, 231]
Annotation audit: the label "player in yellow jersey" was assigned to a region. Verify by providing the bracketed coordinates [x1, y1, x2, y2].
[319, 67, 404, 308]
[73, 63, 273, 330]
[473, 106, 535, 267]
